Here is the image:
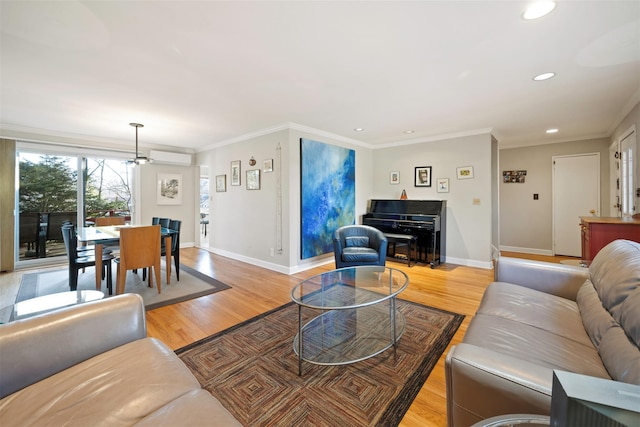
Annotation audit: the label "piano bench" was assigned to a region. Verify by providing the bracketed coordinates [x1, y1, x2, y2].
[383, 233, 418, 267]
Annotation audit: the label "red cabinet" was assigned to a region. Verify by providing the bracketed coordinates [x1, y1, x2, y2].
[580, 216, 640, 263]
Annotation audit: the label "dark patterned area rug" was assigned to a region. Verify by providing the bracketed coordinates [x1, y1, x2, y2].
[176, 299, 464, 426]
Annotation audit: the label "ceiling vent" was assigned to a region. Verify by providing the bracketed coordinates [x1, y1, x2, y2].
[149, 150, 192, 166]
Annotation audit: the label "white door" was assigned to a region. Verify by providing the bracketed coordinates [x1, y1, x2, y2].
[553, 154, 600, 256]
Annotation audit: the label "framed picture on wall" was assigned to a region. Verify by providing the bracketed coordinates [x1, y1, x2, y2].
[457, 166, 474, 180]
[414, 166, 432, 187]
[216, 174, 226, 192]
[246, 169, 260, 190]
[157, 173, 183, 205]
[263, 159, 273, 173]
[390, 171, 400, 184]
[436, 178, 449, 193]
[230, 160, 241, 186]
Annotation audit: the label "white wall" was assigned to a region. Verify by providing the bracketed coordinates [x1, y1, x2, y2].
[197, 125, 373, 274]
[137, 162, 197, 246]
[372, 133, 494, 268]
[499, 138, 610, 254]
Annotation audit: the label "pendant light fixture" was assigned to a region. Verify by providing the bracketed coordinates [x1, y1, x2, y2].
[126, 122, 152, 165]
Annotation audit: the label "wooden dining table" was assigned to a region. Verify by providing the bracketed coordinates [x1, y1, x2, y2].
[77, 225, 177, 291]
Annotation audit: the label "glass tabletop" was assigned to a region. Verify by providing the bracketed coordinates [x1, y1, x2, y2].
[77, 225, 176, 243]
[291, 266, 409, 310]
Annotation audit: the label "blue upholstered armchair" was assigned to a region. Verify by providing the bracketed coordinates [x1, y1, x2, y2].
[333, 225, 388, 268]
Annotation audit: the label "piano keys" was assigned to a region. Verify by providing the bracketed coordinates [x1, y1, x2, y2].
[363, 199, 446, 268]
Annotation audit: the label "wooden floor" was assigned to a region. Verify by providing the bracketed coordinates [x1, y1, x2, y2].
[142, 248, 576, 427]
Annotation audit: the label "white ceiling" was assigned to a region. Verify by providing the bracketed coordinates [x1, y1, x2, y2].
[1, 1, 639, 152]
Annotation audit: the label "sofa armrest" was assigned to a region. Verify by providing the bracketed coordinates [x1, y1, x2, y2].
[494, 257, 588, 300]
[445, 343, 553, 426]
[0, 294, 146, 398]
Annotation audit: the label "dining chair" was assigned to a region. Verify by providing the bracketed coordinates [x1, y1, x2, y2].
[61, 225, 115, 294]
[94, 217, 126, 226]
[94, 217, 124, 255]
[200, 213, 209, 237]
[151, 217, 160, 225]
[143, 219, 181, 282]
[115, 225, 161, 295]
[157, 217, 171, 265]
[62, 221, 113, 257]
[166, 219, 181, 280]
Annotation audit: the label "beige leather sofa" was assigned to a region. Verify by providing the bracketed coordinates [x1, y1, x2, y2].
[0, 293, 241, 426]
[445, 239, 640, 426]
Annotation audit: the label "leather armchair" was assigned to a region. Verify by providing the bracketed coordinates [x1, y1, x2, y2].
[333, 225, 388, 268]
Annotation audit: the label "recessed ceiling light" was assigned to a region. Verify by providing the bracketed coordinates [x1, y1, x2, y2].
[546, 128, 559, 134]
[523, 1, 556, 20]
[354, 128, 365, 132]
[533, 72, 556, 81]
[404, 130, 415, 134]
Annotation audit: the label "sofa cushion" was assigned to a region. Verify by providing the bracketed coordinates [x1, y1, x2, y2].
[135, 389, 241, 426]
[577, 239, 640, 385]
[0, 337, 231, 426]
[476, 282, 594, 347]
[464, 282, 610, 379]
[588, 239, 640, 347]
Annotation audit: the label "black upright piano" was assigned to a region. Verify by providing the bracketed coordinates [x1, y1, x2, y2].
[363, 199, 446, 268]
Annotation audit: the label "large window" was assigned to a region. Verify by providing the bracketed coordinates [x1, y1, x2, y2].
[16, 148, 132, 262]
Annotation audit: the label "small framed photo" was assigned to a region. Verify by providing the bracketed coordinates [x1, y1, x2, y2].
[414, 166, 432, 187]
[263, 159, 274, 173]
[246, 169, 260, 190]
[390, 171, 400, 185]
[230, 160, 241, 186]
[436, 178, 449, 193]
[457, 166, 474, 180]
[157, 173, 183, 205]
[215, 174, 226, 192]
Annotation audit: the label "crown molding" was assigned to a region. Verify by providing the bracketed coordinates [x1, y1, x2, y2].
[0, 124, 195, 154]
[196, 122, 370, 152]
[372, 128, 494, 149]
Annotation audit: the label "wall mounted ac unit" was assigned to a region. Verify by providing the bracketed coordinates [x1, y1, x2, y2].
[149, 150, 192, 166]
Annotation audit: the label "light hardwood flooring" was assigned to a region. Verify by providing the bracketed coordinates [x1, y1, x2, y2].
[0, 249, 578, 426]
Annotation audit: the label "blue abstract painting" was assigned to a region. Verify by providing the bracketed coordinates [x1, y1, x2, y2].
[300, 138, 355, 259]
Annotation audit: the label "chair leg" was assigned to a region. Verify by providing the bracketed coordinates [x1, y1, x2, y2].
[154, 259, 161, 294]
[106, 262, 113, 295]
[70, 267, 78, 291]
[174, 255, 179, 281]
[116, 263, 124, 295]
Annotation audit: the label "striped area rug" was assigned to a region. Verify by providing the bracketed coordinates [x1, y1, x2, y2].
[176, 299, 463, 426]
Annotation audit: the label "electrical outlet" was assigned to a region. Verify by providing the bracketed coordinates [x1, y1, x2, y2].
[269, 248, 275, 257]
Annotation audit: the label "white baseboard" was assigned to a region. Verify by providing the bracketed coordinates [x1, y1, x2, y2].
[199, 246, 334, 275]
[445, 256, 493, 270]
[194, 245, 494, 273]
[499, 245, 554, 256]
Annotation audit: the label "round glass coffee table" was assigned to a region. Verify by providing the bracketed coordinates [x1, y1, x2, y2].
[291, 266, 409, 375]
